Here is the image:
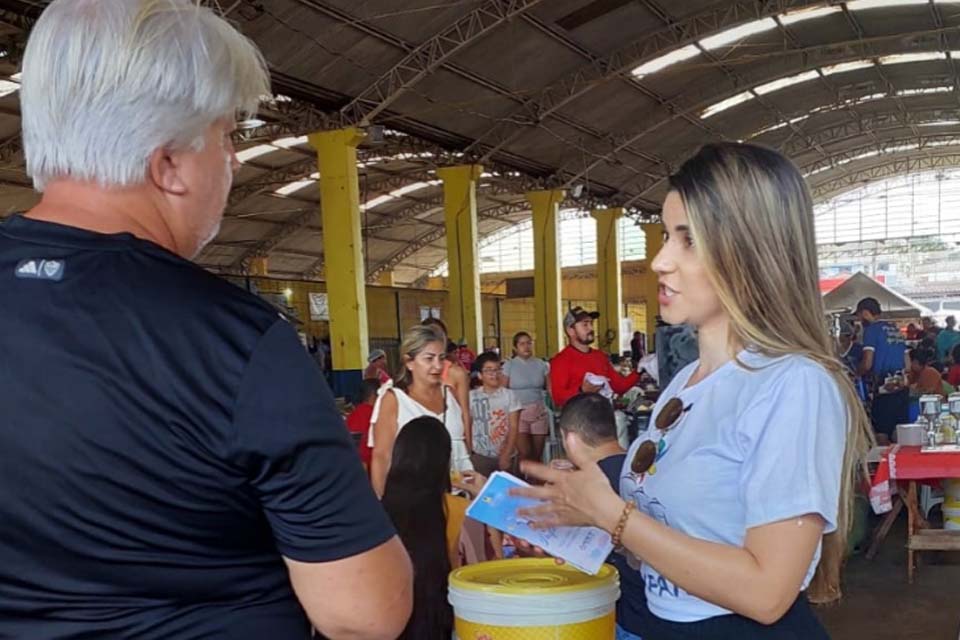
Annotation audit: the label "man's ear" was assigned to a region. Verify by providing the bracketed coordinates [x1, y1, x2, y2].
[148, 146, 188, 196]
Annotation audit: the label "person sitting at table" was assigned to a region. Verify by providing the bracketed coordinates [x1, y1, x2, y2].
[907, 349, 944, 397]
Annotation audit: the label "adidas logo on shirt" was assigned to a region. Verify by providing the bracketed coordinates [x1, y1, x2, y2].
[14, 258, 65, 281]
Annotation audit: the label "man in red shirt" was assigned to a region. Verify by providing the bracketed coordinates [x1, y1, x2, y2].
[550, 306, 640, 409]
[345, 379, 380, 469]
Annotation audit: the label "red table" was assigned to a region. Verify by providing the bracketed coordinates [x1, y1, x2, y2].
[869, 445, 960, 582]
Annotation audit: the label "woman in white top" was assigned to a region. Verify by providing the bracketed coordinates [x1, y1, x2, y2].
[502, 331, 549, 463]
[514, 143, 873, 639]
[370, 324, 473, 496]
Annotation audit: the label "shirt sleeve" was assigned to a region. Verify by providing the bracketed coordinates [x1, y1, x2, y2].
[862, 324, 879, 352]
[605, 357, 640, 395]
[737, 362, 846, 534]
[549, 353, 580, 409]
[229, 320, 395, 562]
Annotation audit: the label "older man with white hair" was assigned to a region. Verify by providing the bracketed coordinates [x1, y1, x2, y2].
[0, 1, 412, 639]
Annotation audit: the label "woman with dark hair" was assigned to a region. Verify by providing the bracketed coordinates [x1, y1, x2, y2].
[515, 143, 872, 639]
[381, 417, 472, 640]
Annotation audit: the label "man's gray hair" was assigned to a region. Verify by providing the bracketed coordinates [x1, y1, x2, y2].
[21, 0, 270, 191]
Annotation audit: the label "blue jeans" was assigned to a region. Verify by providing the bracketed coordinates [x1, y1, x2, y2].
[616, 624, 643, 640]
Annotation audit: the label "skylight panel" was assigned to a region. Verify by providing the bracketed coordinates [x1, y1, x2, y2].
[754, 70, 819, 95]
[0, 80, 19, 98]
[780, 5, 842, 25]
[751, 114, 809, 137]
[700, 91, 754, 119]
[879, 52, 946, 66]
[236, 144, 275, 163]
[360, 180, 442, 211]
[631, 44, 700, 79]
[275, 179, 316, 196]
[700, 18, 777, 51]
[897, 86, 952, 96]
[848, 0, 927, 9]
[821, 60, 874, 76]
[272, 136, 309, 149]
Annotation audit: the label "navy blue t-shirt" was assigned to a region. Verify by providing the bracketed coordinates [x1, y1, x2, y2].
[0, 216, 394, 639]
[597, 453, 647, 635]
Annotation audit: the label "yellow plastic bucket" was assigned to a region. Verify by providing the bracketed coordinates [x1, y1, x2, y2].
[943, 480, 960, 530]
[449, 558, 619, 640]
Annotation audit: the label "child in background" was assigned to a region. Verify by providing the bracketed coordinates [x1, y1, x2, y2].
[345, 378, 380, 469]
[469, 352, 521, 476]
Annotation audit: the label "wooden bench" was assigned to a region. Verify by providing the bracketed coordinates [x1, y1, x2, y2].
[904, 481, 960, 583]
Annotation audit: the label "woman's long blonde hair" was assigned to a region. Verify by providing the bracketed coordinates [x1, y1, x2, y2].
[669, 143, 874, 602]
[394, 324, 447, 392]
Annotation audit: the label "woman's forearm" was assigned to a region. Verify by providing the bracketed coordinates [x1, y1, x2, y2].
[594, 495, 821, 625]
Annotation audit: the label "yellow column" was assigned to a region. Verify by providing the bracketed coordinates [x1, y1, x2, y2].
[308, 128, 369, 392]
[526, 189, 565, 359]
[437, 164, 484, 350]
[249, 255, 269, 277]
[641, 223, 664, 350]
[591, 208, 624, 355]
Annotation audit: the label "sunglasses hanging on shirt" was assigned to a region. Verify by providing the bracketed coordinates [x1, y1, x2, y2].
[631, 397, 693, 475]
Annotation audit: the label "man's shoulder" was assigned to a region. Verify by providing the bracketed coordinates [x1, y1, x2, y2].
[145, 261, 285, 334]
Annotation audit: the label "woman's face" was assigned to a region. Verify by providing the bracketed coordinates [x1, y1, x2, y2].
[406, 341, 446, 386]
[515, 335, 534, 358]
[651, 191, 725, 329]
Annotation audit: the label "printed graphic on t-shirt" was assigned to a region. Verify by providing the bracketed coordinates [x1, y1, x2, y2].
[471, 394, 509, 456]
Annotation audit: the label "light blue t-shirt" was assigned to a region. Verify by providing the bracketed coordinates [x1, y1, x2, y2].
[619, 350, 846, 623]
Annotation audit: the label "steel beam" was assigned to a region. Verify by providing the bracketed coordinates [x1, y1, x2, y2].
[338, 0, 545, 126]
[808, 152, 960, 202]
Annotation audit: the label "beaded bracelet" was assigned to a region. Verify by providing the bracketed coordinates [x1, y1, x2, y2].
[611, 501, 635, 547]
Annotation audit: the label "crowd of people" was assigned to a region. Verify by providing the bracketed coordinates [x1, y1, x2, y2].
[838, 297, 960, 441]
[0, 2, 871, 640]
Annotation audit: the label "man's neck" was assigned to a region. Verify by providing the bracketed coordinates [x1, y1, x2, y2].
[570, 342, 592, 354]
[25, 180, 183, 257]
[481, 384, 500, 394]
[583, 440, 625, 463]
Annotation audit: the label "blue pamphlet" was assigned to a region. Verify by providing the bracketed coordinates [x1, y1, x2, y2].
[465, 471, 613, 575]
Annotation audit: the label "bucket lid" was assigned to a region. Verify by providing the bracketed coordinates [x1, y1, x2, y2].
[450, 558, 617, 596]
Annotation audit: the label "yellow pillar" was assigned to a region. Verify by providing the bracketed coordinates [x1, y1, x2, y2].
[249, 255, 269, 277]
[642, 223, 664, 350]
[592, 208, 624, 355]
[526, 189, 565, 359]
[308, 128, 369, 390]
[437, 164, 484, 350]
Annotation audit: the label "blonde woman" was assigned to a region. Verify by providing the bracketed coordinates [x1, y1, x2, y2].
[370, 324, 473, 496]
[515, 143, 871, 639]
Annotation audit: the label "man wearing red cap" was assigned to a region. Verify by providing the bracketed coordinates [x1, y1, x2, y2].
[549, 306, 640, 409]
